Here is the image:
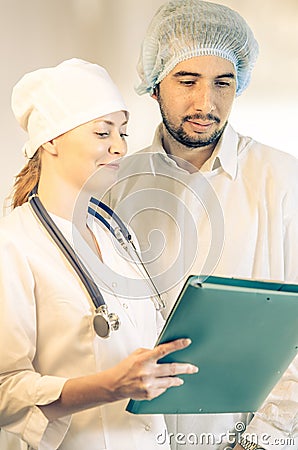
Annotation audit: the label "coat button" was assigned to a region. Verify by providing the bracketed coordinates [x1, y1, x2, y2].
[144, 424, 151, 431]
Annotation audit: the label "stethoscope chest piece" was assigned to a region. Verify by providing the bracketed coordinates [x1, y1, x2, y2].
[29, 185, 163, 340]
[93, 305, 120, 338]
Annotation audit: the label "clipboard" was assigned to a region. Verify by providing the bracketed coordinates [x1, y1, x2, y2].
[126, 275, 298, 414]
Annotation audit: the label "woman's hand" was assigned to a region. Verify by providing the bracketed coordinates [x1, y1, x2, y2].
[40, 338, 198, 421]
[106, 338, 198, 401]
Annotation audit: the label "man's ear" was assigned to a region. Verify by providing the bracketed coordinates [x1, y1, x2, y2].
[41, 139, 58, 156]
[151, 85, 160, 101]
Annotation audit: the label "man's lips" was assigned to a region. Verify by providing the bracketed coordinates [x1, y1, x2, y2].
[186, 119, 215, 131]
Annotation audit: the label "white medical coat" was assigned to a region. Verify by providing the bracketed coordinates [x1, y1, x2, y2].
[108, 124, 298, 450]
[0, 203, 169, 450]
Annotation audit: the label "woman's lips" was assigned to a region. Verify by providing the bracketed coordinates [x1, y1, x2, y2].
[97, 163, 120, 169]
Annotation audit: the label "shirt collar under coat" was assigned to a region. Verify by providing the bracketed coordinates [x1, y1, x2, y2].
[150, 123, 238, 180]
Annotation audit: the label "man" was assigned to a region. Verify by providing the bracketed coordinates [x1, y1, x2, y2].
[107, 1, 298, 449]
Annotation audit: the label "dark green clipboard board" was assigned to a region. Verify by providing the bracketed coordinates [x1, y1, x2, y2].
[126, 275, 298, 414]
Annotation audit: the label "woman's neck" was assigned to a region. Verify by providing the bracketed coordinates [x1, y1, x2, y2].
[37, 175, 103, 261]
[37, 174, 88, 222]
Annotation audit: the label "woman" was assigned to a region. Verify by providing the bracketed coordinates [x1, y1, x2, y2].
[0, 59, 197, 450]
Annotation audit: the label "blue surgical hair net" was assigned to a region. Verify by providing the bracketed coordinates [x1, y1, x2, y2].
[136, 0, 259, 96]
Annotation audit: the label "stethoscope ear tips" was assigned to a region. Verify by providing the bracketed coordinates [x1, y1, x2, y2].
[93, 305, 120, 338]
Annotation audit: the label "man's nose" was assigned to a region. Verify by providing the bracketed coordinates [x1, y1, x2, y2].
[192, 83, 216, 114]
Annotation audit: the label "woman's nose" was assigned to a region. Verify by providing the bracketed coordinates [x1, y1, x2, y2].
[109, 133, 127, 157]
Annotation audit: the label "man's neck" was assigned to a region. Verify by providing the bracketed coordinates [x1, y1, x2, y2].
[161, 124, 218, 171]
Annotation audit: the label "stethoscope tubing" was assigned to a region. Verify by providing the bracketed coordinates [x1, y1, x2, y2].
[89, 196, 131, 241]
[29, 185, 165, 322]
[28, 187, 105, 309]
[88, 202, 165, 310]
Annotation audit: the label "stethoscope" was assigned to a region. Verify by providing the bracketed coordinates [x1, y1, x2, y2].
[28, 185, 164, 339]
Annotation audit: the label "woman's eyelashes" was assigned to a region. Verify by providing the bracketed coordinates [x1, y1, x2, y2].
[94, 131, 128, 139]
[95, 131, 110, 137]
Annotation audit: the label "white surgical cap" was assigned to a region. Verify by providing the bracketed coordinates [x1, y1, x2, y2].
[136, 0, 259, 96]
[12, 58, 128, 158]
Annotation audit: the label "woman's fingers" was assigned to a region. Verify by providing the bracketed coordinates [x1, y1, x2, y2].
[151, 338, 192, 361]
[131, 376, 185, 401]
[155, 361, 199, 377]
[149, 338, 199, 375]
[111, 339, 199, 401]
[154, 375, 185, 389]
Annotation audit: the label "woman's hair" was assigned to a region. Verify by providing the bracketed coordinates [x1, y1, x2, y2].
[11, 150, 41, 209]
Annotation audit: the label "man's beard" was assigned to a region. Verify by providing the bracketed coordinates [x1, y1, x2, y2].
[159, 103, 227, 148]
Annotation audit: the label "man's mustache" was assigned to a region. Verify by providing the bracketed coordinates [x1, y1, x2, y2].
[182, 113, 220, 124]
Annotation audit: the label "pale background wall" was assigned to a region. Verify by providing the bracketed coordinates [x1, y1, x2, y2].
[1, 0, 297, 214]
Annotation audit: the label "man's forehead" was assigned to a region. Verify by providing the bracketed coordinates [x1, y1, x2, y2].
[169, 55, 236, 77]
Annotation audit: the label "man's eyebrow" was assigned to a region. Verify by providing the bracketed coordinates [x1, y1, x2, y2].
[173, 71, 202, 78]
[216, 73, 235, 79]
[173, 71, 235, 79]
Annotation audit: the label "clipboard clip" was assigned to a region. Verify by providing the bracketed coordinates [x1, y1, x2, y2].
[189, 276, 204, 288]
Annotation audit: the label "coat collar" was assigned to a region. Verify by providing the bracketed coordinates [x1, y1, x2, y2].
[149, 123, 239, 180]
